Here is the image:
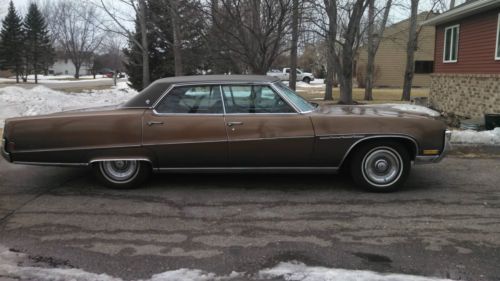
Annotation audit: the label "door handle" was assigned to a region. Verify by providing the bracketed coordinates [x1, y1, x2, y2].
[147, 121, 164, 126]
[227, 121, 244, 127]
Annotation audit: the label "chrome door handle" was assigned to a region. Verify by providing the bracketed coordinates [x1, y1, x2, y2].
[227, 121, 244, 127]
[147, 121, 164, 126]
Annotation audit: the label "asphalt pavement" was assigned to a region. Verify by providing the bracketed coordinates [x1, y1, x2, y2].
[0, 156, 499, 280]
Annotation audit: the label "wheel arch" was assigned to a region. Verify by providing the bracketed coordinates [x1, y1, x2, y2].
[339, 136, 418, 169]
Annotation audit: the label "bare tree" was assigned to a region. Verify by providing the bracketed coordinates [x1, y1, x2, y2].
[289, 0, 300, 90]
[98, 0, 150, 87]
[170, 0, 183, 76]
[208, 0, 293, 74]
[323, 0, 338, 101]
[54, 1, 105, 79]
[364, 0, 392, 100]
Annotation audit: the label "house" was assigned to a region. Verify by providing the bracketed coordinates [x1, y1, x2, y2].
[422, 0, 500, 118]
[48, 51, 93, 76]
[356, 12, 436, 88]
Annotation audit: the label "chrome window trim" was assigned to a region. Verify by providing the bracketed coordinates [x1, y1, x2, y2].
[496, 13, 500, 60]
[221, 84, 300, 115]
[152, 84, 225, 115]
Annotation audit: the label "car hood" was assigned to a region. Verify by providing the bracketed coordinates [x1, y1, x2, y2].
[316, 104, 440, 119]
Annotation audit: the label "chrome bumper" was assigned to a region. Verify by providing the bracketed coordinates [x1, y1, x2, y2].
[414, 130, 451, 164]
[1, 138, 11, 162]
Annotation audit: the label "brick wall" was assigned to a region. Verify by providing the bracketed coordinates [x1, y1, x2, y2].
[429, 73, 500, 118]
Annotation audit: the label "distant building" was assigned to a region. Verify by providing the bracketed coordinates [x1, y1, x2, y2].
[356, 12, 437, 88]
[422, 0, 500, 118]
[48, 51, 92, 76]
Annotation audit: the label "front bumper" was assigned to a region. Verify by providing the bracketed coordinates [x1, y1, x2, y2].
[1, 138, 11, 162]
[414, 130, 451, 164]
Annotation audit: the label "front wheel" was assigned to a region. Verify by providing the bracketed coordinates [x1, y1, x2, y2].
[94, 160, 151, 189]
[350, 142, 410, 192]
[302, 77, 311, 83]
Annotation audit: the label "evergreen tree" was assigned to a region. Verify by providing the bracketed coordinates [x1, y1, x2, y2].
[23, 3, 54, 84]
[0, 1, 24, 83]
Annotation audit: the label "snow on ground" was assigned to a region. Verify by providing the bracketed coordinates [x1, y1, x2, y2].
[368, 103, 441, 117]
[289, 79, 325, 88]
[451, 128, 500, 145]
[0, 82, 137, 128]
[0, 246, 457, 281]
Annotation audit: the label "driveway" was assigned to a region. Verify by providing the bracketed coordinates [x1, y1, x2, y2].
[0, 156, 499, 280]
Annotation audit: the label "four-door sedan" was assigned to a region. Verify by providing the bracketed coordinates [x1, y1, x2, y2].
[1, 75, 450, 192]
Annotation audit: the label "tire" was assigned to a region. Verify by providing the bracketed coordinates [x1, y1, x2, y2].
[302, 77, 311, 83]
[350, 141, 410, 192]
[94, 160, 151, 189]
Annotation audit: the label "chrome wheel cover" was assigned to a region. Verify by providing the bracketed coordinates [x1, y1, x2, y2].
[100, 160, 139, 184]
[361, 147, 403, 188]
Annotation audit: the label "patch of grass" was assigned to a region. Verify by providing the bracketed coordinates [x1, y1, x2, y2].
[296, 86, 429, 104]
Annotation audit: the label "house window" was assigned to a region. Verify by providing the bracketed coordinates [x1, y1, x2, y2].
[443, 25, 459, 63]
[496, 13, 500, 60]
[415, 61, 434, 74]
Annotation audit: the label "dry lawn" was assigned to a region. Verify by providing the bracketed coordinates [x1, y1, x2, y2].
[296, 86, 429, 104]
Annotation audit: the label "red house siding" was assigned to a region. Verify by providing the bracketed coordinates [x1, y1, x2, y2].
[434, 8, 500, 74]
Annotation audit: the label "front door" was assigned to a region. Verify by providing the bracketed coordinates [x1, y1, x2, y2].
[222, 84, 314, 166]
[142, 85, 228, 167]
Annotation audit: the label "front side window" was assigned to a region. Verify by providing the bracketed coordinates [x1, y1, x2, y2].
[155, 85, 223, 114]
[496, 13, 500, 60]
[274, 82, 315, 113]
[444, 25, 459, 62]
[221, 85, 295, 114]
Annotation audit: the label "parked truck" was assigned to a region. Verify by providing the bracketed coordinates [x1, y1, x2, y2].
[266, 68, 315, 83]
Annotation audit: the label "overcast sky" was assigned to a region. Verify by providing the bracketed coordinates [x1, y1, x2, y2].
[1, 0, 468, 32]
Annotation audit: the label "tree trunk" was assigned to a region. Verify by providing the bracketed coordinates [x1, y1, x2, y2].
[74, 63, 81, 79]
[139, 0, 150, 88]
[170, 0, 183, 76]
[402, 0, 418, 101]
[324, 0, 337, 101]
[289, 0, 299, 90]
[364, 0, 375, 101]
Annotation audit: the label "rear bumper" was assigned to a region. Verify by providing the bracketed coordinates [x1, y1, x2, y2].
[414, 130, 451, 164]
[1, 138, 11, 162]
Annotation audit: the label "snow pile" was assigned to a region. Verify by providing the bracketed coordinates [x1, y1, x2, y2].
[0, 246, 460, 281]
[259, 261, 456, 281]
[0, 82, 138, 128]
[451, 128, 500, 145]
[369, 103, 441, 117]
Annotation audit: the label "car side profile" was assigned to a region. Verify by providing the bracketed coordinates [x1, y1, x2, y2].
[1, 75, 450, 192]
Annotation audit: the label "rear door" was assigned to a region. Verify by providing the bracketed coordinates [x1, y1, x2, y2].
[142, 85, 228, 167]
[222, 84, 314, 166]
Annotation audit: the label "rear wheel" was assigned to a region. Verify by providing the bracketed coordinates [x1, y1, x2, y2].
[94, 160, 151, 189]
[302, 77, 311, 83]
[350, 142, 410, 192]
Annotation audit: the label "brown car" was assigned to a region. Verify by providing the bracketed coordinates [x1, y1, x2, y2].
[1, 75, 450, 192]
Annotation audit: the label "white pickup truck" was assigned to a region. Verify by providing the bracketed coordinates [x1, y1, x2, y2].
[266, 68, 315, 83]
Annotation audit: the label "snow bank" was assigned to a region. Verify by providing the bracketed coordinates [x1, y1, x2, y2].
[0, 82, 137, 128]
[0, 246, 459, 281]
[259, 261, 456, 281]
[368, 103, 441, 117]
[451, 128, 500, 145]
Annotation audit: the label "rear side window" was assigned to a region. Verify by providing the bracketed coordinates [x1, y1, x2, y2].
[221, 85, 295, 114]
[155, 85, 223, 114]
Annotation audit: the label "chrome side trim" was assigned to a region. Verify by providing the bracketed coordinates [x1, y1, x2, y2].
[337, 134, 420, 167]
[89, 158, 153, 164]
[155, 166, 339, 173]
[141, 135, 313, 147]
[12, 144, 142, 154]
[319, 135, 366, 140]
[13, 161, 89, 167]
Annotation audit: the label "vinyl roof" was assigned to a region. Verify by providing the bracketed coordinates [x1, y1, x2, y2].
[123, 75, 281, 108]
[155, 75, 280, 84]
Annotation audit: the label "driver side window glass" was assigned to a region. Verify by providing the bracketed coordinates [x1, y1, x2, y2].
[222, 85, 295, 114]
[155, 85, 223, 114]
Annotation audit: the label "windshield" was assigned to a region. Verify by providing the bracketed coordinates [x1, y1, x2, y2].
[273, 82, 315, 113]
